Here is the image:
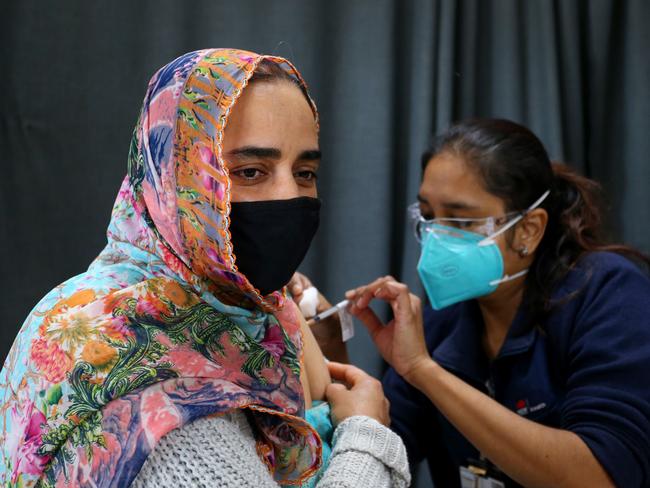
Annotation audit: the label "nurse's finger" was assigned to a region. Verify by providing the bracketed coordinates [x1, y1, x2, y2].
[348, 300, 385, 338]
[289, 272, 312, 297]
[328, 361, 377, 388]
[373, 280, 410, 300]
[350, 276, 398, 309]
[345, 275, 396, 301]
[373, 281, 417, 321]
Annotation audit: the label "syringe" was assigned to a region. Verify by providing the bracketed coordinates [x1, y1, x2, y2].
[309, 299, 350, 322]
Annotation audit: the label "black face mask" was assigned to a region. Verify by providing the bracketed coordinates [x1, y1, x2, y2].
[229, 197, 321, 296]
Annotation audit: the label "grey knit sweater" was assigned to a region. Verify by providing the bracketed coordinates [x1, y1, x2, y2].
[132, 410, 410, 487]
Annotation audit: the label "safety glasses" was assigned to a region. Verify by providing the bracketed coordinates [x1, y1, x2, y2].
[407, 203, 520, 242]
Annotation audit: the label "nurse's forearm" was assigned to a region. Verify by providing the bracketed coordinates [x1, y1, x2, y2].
[405, 359, 614, 488]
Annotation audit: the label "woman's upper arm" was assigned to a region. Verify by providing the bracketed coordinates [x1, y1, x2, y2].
[300, 312, 331, 402]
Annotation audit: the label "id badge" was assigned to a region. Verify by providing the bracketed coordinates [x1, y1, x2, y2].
[459, 466, 505, 488]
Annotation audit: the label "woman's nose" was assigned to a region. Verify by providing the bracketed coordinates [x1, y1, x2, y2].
[270, 169, 301, 200]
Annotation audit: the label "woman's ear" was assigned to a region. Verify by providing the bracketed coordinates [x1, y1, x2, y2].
[514, 208, 548, 257]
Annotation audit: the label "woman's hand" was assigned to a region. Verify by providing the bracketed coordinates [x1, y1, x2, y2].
[326, 362, 390, 426]
[346, 276, 430, 381]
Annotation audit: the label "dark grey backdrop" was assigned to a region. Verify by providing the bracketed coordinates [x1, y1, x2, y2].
[1, 2, 649, 485]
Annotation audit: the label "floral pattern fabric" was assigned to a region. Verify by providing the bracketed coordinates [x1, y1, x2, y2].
[0, 49, 321, 487]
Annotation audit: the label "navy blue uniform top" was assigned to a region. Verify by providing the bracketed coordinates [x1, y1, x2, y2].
[383, 252, 650, 487]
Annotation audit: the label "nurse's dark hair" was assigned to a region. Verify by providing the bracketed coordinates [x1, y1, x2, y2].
[421, 118, 649, 323]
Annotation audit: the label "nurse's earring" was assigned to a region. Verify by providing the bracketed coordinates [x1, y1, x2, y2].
[517, 235, 529, 257]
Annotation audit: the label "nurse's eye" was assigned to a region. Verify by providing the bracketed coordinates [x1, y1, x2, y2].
[455, 220, 474, 229]
[419, 207, 434, 221]
[231, 168, 266, 180]
[441, 219, 475, 231]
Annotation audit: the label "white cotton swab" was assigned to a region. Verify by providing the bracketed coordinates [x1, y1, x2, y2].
[298, 286, 320, 317]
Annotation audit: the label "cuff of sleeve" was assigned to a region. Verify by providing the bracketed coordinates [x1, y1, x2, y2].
[332, 416, 411, 487]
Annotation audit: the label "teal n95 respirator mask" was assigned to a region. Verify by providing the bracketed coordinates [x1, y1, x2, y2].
[414, 191, 550, 310]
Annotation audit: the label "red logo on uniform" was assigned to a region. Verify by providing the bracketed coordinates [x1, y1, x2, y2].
[515, 399, 529, 415]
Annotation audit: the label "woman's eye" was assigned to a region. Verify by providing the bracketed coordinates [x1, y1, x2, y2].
[295, 170, 318, 181]
[233, 168, 264, 180]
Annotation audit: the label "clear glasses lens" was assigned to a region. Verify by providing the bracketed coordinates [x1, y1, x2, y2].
[407, 203, 519, 241]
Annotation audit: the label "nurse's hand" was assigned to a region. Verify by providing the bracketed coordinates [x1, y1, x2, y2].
[346, 276, 430, 380]
[288, 272, 318, 306]
[288, 272, 349, 363]
[326, 362, 390, 426]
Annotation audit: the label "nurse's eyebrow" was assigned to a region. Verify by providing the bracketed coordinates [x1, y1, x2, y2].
[441, 201, 480, 211]
[416, 194, 480, 210]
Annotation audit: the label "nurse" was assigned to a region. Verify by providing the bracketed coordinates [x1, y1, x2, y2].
[343, 119, 650, 487]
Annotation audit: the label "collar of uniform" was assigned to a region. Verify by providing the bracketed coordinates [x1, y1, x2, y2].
[431, 300, 537, 382]
[498, 301, 537, 357]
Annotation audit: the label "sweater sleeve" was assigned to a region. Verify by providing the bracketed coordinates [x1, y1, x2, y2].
[131, 410, 410, 488]
[318, 416, 410, 488]
[131, 411, 278, 488]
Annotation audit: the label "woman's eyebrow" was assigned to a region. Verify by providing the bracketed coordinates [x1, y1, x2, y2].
[226, 147, 321, 162]
[298, 149, 321, 161]
[227, 146, 281, 160]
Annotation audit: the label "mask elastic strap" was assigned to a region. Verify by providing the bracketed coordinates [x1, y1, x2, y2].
[478, 190, 550, 247]
[489, 268, 528, 287]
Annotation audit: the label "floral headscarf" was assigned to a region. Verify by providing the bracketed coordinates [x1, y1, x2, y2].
[0, 49, 322, 487]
